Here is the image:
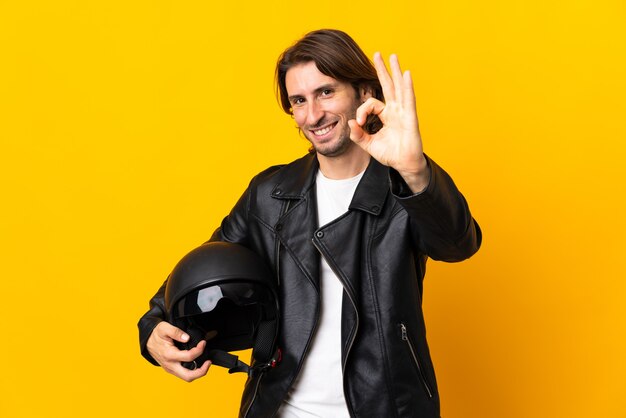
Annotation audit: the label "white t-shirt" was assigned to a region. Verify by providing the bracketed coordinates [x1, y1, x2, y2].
[277, 169, 364, 418]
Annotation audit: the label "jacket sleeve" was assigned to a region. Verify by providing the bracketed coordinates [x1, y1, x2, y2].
[136, 183, 253, 365]
[389, 154, 482, 262]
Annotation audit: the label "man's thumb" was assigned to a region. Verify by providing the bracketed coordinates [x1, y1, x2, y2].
[159, 321, 189, 343]
[349, 120, 367, 145]
[175, 328, 190, 343]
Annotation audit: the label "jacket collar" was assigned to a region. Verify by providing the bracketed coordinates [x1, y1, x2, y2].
[349, 157, 389, 216]
[270, 152, 318, 199]
[271, 152, 389, 216]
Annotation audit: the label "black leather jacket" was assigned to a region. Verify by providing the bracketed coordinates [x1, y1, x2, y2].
[138, 153, 481, 418]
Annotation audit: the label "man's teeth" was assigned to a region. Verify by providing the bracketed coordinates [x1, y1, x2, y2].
[313, 125, 334, 136]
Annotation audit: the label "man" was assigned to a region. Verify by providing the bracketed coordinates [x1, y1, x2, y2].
[139, 29, 481, 417]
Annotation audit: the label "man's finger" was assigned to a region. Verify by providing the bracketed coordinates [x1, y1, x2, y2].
[170, 326, 190, 344]
[169, 360, 211, 383]
[166, 339, 207, 362]
[389, 54, 405, 103]
[356, 98, 385, 126]
[373, 52, 395, 102]
[402, 70, 417, 113]
[348, 120, 370, 147]
[155, 321, 190, 344]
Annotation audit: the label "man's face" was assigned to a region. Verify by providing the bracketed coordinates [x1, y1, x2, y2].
[285, 61, 369, 157]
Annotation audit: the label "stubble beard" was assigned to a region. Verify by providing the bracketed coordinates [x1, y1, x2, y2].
[307, 127, 352, 157]
[304, 106, 358, 158]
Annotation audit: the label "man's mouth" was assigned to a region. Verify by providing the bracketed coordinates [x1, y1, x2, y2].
[310, 122, 338, 137]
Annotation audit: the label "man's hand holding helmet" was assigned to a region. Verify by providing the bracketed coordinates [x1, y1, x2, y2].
[146, 321, 210, 382]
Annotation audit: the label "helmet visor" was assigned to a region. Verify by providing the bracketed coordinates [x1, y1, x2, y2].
[172, 281, 275, 319]
[171, 281, 277, 352]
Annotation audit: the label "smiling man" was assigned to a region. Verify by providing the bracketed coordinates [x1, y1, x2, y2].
[286, 62, 363, 158]
[139, 29, 482, 418]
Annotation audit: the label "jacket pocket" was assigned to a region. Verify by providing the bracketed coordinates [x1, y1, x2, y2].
[399, 322, 433, 399]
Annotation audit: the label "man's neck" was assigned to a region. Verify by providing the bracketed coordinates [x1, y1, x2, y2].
[317, 145, 371, 180]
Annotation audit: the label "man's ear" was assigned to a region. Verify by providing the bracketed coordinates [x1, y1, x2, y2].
[359, 84, 373, 102]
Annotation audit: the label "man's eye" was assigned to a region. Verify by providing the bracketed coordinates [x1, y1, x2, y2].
[321, 89, 332, 96]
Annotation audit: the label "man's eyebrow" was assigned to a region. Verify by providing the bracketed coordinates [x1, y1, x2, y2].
[313, 83, 340, 94]
[287, 82, 341, 102]
[287, 93, 303, 102]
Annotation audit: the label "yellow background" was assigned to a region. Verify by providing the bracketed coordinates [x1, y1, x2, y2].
[1, 0, 625, 417]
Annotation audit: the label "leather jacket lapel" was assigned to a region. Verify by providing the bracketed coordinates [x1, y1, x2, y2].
[271, 153, 320, 289]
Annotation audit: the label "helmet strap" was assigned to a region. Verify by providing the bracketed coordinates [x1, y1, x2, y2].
[207, 349, 250, 374]
[206, 347, 282, 376]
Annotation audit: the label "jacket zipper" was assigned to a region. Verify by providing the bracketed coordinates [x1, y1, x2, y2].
[312, 237, 360, 417]
[243, 372, 264, 418]
[399, 323, 433, 398]
[245, 201, 290, 418]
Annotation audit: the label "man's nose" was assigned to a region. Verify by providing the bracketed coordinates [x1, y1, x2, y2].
[306, 100, 324, 126]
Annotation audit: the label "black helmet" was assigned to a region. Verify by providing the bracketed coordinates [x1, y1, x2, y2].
[165, 241, 280, 375]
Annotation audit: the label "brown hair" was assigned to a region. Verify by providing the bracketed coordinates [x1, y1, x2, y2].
[275, 29, 383, 134]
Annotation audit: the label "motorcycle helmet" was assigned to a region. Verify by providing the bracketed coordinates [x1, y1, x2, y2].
[165, 241, 280, 375]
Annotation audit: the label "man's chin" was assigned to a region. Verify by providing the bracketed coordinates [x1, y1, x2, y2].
[308, 137, 352, 158]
